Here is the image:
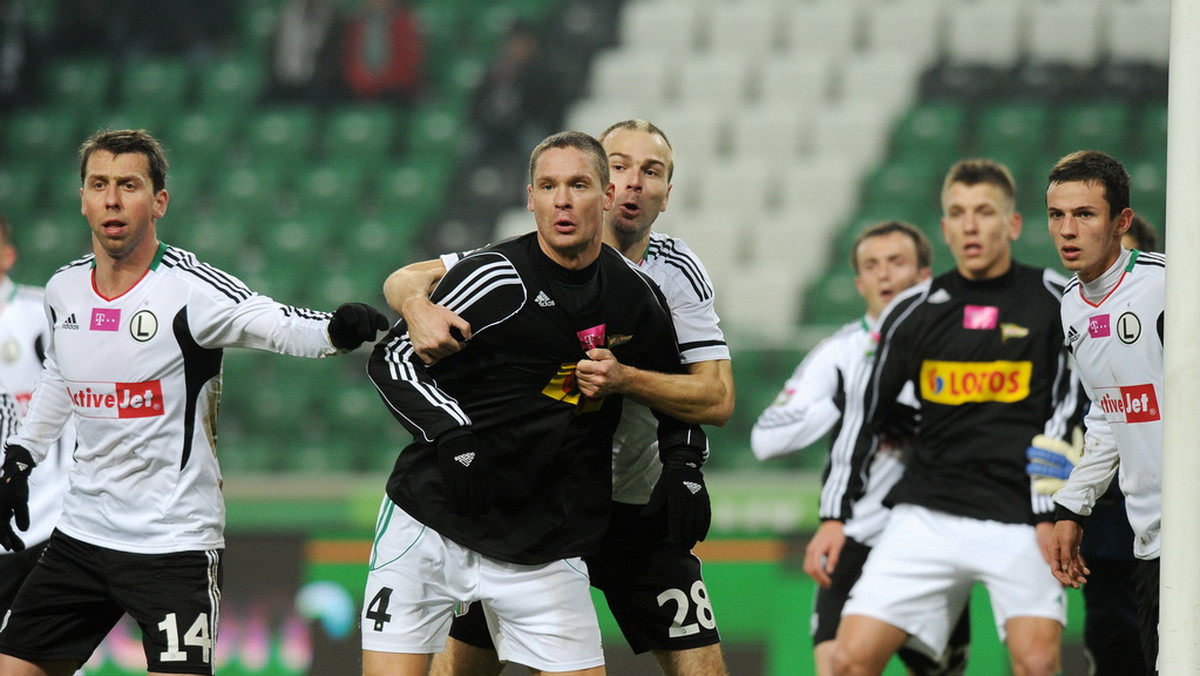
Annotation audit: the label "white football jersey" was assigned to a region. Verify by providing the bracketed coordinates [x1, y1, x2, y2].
[610, 232, 730, 504]
[0, 277, 74, 549]
[751, 316, 908, 546]
[11, 244, 341, 554]
[1055, 248, 1164, 559]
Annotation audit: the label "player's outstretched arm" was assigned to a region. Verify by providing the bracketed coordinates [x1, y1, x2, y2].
[575, 350, 733, 426]
[383, 259, 470, 364]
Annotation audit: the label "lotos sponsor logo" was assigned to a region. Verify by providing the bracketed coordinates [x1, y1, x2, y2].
[920, 360, 1032, 405]
[68, 380, 165, 419]
[541, 363, 604, 413]
[1095, 383, 1160, 423]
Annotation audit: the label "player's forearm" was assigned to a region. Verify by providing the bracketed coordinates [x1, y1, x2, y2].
[624, 361, 734, 426]
[383, 259, 446, 317]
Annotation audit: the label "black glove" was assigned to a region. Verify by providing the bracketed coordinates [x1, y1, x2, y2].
[328, 302, 389, 351]
[643, 449, 710, 549]
[0, 444, 35, 553]
[436, 429, 492, 518]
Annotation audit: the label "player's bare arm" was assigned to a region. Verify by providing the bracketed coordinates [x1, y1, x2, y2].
[576, 351, 733, 426]
[383, 259, 470, 364]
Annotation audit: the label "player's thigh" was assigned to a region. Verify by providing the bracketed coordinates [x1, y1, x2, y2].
[361, 499, 461, 654]
[481, 556, 602, 673]
[654, 642, 729, 676]
[429, 635, 503, 676]
[363, 649, 430, 676]
[0, 653, 80, 676]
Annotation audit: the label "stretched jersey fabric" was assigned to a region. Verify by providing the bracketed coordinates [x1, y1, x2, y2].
[440, 232, 728, 505]
[370, 233, 707, 565]
[0, 278, 73, 549]
[10, 244, 340, 554]
[855, 262, 1081, 525]
[1054, 248, 1163, 560]
[751, 316, 906, 546]
[609, 232, 728, 505]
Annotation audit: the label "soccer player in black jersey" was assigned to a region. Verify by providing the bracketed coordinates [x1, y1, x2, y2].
[361, 131, 710, 676]
[832, 159, 1081, 676]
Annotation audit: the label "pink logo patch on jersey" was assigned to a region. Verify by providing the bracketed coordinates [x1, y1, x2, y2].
[90, 308, 121, 332]
[68, 380, 165, 419]
[1096, 383, 1160, 424]
[963, 305, 999, 330]
[576, 324, 607, 351]
[1088, 314, 1111, 338]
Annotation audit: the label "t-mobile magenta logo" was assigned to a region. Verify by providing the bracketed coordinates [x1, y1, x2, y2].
[90, 308, 122, 332]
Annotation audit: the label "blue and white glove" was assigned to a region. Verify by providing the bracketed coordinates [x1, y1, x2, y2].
[1025, 432, 1082, 495]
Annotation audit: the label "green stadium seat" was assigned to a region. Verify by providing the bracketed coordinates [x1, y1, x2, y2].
[122, 59, 193, 116]
[1053, 102, 1130, 158]
[403, 101, 466, 163]
[373, 161, 452, 225]
[198, 58, 264, 112]
[162, 109, 242, 170]
[0, 166, 45, 224]
[1133, 103, 1168, 159]
[41, 58, 111, 113]
[1127, 157, 1167, 229]
[322, 105, 404, 168]
[891, 102, 967, 167]
[975, 102, 1051, 170]
[212, 163, 287, 228]
[80, 107, 168, 140]
[293, 163, 371, 224]
[859, 158, 944, 223]
[802, 270, 862, 326]
[243, 107, 319, 180]
[5, 108, 79, 174]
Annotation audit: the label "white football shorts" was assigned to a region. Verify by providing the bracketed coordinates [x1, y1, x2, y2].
[842, 504, 1066, 658]
[360, 497, 604, 672]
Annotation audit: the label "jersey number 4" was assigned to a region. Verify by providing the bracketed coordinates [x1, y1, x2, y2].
[366, 587, 394, 631]
[657, 581, 716, 638]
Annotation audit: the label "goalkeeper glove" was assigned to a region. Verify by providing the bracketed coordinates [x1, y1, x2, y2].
[0, 444, 35, 552]
[436, 429, 492, 518]
[328, 302, 389, 350]
[644, 449, 711, 549]
[1025, 431, 1083, 495]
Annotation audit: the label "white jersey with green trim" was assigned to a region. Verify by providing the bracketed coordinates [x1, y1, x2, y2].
[1055, 248, 1164, 559]
[610, 232, 729, 505]
[10, 244, 340, 554]
[0, 277, 74, 549]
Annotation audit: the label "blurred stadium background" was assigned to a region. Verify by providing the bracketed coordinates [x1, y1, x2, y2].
[0, 0, 1168, 673]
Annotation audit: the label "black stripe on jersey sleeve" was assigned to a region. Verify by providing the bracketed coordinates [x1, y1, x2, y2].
[1134, 251, 1165, 269]
[648, 237, 714, 302]
[161, 248, 254, 303]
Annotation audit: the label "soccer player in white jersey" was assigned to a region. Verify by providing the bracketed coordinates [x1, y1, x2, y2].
[754, 221, 972, 676]
[0, 216, 76, 618]
[384, 120, 734, 676]
[0, 129, 388, 675]
[1042, 150, 1162, 674]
